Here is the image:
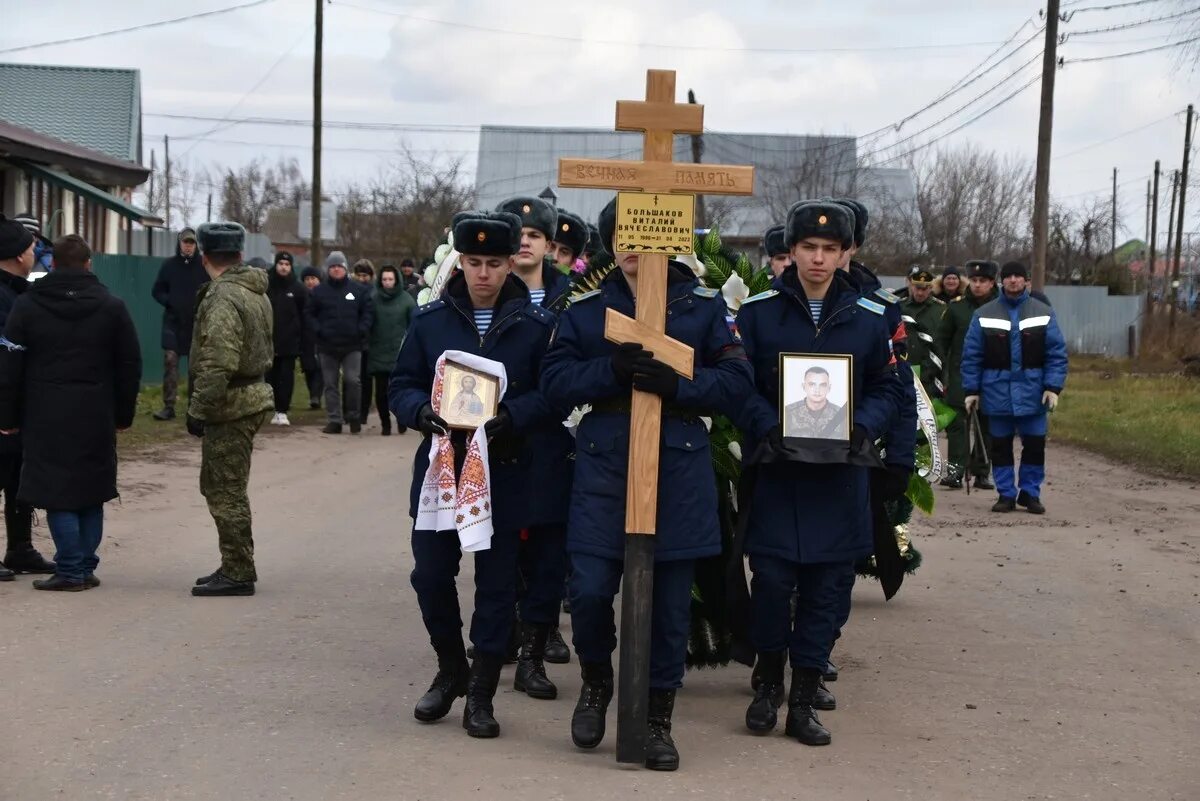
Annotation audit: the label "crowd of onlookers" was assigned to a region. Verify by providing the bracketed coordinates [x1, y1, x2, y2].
[150, 230, 421, 435]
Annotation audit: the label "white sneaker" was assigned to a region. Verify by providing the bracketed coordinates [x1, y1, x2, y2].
[270, 412, 284, 425]
[277, 413, 291, 426]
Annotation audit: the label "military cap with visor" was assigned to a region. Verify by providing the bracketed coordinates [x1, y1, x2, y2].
[785, 201, 855, 250]
[963, 259, 998, 280]
[453, 211, 522, 257]
[197, 222, 246, 254]
[495, 196, 557, 240]
[554, 209, 588, 258]
[908, 265, 936, 285]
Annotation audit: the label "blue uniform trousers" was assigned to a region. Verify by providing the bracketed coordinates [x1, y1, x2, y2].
[749, 555, 855, 671]
[988, 413, 1048, 500]
[518, 523, 568, 625]
[568, 553, 695, 690]
[410, 527, 520, 657]
[832, 567, 857, 643]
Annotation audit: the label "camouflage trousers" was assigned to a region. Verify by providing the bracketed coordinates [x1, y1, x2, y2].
[200, 411, 269, 582]
[163, 350, 180, 409]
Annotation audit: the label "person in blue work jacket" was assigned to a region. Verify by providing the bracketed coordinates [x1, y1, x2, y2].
[388, 210, 558, 739]
[960, 260, 1067, 515]
[494, 195, 576, 685]
[733, 200, 905, 747]
[540, 197, 754, 772]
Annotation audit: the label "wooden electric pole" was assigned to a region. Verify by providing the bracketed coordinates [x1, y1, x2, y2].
[1169, 104, 1193, 344]
[1148, 160, 1160, 306]
[1111, 167, 1118, 258]
[687, 89, 707, 230]
[311, 0, 324, 268]
[164, 134, 172, 230]
[206, 193, 213, 223]
[1031, 0, 1061, 292]
[1166, 169, 1179, 306]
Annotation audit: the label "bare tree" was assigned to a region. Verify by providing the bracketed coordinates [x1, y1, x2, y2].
[217, 158, 308, 232]
[134, 157, 209, 228]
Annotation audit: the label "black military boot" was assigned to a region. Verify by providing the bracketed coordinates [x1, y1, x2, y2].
[191, 573, 255, 596]
[813, 677, 836, 711]
[823, 660, 838, 682]
[414, 639, 469, 722]
[462, 652, 503, 738]
[1017, 490, 1045, 515]
[746, 651, 786, 734]
[785, 668, 832, 746]
[0, 562, 13, 581]
[195, 567, 222, 585]
[974, 475, 995, 491]
[544, 623, 571, 664]
[4, 548, 55, 574]
[513, 622, 557, 700]
[991, 496, 1017, 513]
[5, 508, 55, 574]
[645, 688, 679, 771]
[571, 660, 614, 749]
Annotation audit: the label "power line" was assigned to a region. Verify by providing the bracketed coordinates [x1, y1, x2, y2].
[333, 0, 1012, 54]
[1053, 113, 1179, 160]
[146, 111, 481, 133]
[1067, 6, 1200, 35]
[0, 0, 277, 55]
[1066, 0, 1168, 12]
[1064, 32, 1200, 62]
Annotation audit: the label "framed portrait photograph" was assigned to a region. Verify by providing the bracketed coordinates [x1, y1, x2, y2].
[437, 360, 500, 431]
[779, 353, 853, 443]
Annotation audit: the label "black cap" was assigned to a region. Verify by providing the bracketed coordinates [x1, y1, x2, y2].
[400, 258, 415, 268]
[196, 222, 245, 254]
[0, 214, 35, 261]
[495, 196, 557, 240]
[275, 251, 294, 265]
[301, 266, 321, 280]
[785, 201, 854, 249]
[908, 265, 936, 284]
[554, 209, 588, 259]
[586, 223, 601, 253]
[833, 198, 868, 248]
[964, 259, 998, 280]
[762, 224, 788, 257]
[598, 198, 618, 255]
[999, 260, 1028, 280]
[941, 265, 961, 279]
[453, 211, 522, 257]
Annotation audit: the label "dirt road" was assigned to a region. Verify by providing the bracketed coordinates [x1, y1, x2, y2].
[2, 423, 1196, 801]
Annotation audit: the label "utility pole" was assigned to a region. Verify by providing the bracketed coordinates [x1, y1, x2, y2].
[206, 193, 213, 222]
[148, 149, 157, 256]
[1031, 0, 1061, 292]
[1166, 170, 1179, 306]
[1144, 178, 1151, 256]
[687, 89, 706, 229]
[1111, 167, 1118, 258]
[311, 0, 324, 268]
[1169, 104, 1193, 344]
[1148, 160, 1160, 309]
[164, 134, 172, 230]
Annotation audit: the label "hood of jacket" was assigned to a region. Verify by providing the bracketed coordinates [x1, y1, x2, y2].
[216, 264, 269, 295]
[0, 267, 29, 296]
[27, 269, 108, 321]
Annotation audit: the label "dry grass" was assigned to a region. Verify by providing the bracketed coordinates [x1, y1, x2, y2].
[1054, 356, 1200, 480]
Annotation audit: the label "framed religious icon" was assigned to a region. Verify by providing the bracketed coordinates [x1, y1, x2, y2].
[437, 360, 500, 430]
[779, 353, 853, 442]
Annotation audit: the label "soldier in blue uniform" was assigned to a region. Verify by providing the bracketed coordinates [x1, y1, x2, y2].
[763, 223, 791, 277]
[733, 200, 905, 746]
[541, 198, 754, 771]
[961, 260, 1067, 515]
[494, 195, 577, 688]
[551, 208, 588, 272]
[388, 210, 558, 739]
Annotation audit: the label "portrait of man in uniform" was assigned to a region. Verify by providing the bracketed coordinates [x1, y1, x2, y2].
[780, 355, 852, 441]
[438, 361, 499, 430]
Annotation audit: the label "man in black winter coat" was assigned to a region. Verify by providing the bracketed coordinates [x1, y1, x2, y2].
[266, 252, 306, 426]
[0, 215, 55, 579]
[151, 228, 209, 420]
[0, 235, 142, 591]
[305, 251, 373, 434]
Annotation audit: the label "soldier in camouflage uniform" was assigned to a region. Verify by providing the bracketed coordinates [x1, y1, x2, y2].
[782, 366, 847, 439]
[187, 222, 275, 597]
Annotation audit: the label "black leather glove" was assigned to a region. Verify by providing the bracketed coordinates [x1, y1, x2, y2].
[851, 425, 874, 453]
[878, 466, 912, 501]
[417, 403, 449, 436]
[611, 342, 648, 387]
[186, 415, 205, 438]
[631, 356, 678, 400]
[483, 406, 513, 439]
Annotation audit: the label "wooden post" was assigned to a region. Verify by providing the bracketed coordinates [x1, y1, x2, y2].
[1031, 0, 1061, 292]
[1148, 160, 1160, 312]
[311, 0, 324, 268]
[556, 69, 754, 764]
[164, 135, 171, 231]
[1169, 104, 1193, 345]
[1165, 170, 1179, 309]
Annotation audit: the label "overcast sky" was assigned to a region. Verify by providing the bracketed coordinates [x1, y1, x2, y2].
[3, 0, 1199, 238]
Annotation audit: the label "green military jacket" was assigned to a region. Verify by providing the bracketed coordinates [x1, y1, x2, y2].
[936, 286, 998, 406]
[189, 264, 275, 423]
[900, 295, 947, 396]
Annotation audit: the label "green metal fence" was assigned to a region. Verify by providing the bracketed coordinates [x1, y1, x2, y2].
[92, 254, 172, 384]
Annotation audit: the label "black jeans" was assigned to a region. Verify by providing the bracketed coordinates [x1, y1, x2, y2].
[0, 451, 33, 555]
[266, 356, 296, 413]
[370, 371, 394, 431]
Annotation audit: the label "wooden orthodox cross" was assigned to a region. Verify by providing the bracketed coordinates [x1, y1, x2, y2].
[557, 69, 755, 764]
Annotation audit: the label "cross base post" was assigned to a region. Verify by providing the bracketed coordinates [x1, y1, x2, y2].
[615, 534, 655, 764]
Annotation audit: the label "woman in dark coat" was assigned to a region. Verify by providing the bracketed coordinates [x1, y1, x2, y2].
[265, 252, 306, 425]
[366, 264, 415, 434]
[0, 235, 142, 590]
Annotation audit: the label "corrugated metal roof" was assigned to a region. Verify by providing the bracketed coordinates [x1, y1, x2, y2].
[475, 126, 919, 244]
[0, 62, 141, 164]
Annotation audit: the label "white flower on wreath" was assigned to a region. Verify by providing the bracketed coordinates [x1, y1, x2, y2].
[728, 440, 742, 461]
[563, 405, 591, 438]
[675, 252, 706, 278]
[721, 272, 750, 313]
